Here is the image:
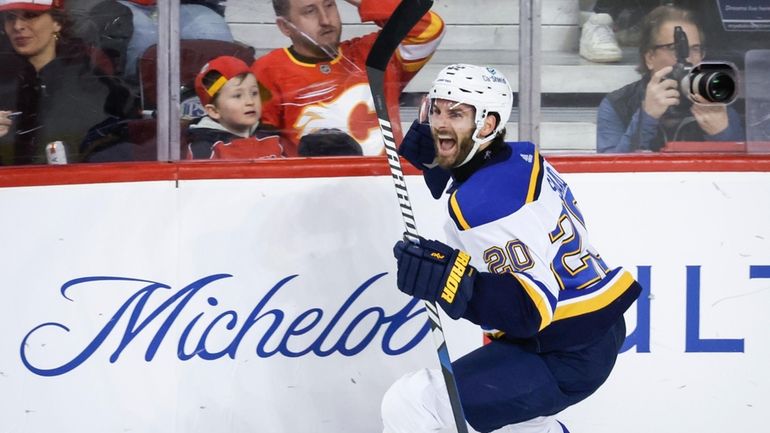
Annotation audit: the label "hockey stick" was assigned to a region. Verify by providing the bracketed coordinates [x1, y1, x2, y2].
[366, 2, 468, 432]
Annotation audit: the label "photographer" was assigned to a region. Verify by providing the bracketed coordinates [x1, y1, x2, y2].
[596, 5, 744, 153]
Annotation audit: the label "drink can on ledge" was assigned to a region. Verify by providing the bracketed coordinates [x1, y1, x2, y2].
[46, 141, 67, 165]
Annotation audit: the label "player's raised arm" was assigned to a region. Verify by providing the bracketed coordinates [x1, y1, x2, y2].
[358, 0, 445, 80]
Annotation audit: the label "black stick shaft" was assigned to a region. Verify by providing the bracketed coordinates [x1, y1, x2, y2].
[366, 1, 468, 431]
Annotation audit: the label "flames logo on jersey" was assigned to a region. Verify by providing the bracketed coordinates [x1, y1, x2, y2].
[293, 83, 384, 155]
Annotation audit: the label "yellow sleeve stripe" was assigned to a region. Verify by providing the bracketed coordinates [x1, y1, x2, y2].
[449, 191, 471, 230]
[398, 37, 442, 61]
[553, 270, 636, 321]
[513, 273, 553, 331]
[400, 57, 431, 73]
[525, 149, 541, 204]
[403, 13, 445, 44]
[396, 13, 444, 65]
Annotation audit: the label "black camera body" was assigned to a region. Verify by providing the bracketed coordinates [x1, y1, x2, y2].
[665, 26, 694, 82]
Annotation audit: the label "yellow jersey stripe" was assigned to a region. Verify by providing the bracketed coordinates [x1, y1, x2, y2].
[514, 273, 553, 331]
[552, 271, 635, 321]
[525, 149, 541, 204]
[449, 191, 471, 230]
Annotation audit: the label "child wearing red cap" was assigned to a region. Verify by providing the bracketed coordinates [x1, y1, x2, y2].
[188, 55, 283, 160]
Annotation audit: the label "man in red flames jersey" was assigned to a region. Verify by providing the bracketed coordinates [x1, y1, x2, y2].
[253, 0, 445, 156]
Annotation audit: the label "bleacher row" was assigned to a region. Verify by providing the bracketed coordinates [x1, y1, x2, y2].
[225, 0, 640, 153]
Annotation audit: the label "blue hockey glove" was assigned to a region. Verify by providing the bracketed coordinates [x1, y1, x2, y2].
[399, 120, 436, 169]
[393, 236, 476, 319]
[398, 120, 451, 199]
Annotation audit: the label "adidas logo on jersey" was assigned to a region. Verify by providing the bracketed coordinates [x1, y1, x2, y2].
[520, 153, 534, 163]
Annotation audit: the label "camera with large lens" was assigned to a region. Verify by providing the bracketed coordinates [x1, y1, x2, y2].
[665, 26, 738, 116]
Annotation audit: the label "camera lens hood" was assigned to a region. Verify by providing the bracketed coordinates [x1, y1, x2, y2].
[682, 62, 739, 105]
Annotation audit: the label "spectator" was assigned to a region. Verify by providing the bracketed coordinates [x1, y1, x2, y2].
[253, 0, 445, 157]
[596, 4, 744, 153]
[0, 0, 135, 164]
[118, 0, 233, 84]
[297, 128, 363, 156]
[186, 55, 282, 160]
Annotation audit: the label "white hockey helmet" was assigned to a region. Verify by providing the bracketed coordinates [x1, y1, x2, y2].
[428, 64, 513, 166]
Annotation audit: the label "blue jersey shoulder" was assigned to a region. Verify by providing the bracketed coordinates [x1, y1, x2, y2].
[448, 141, 543, 231]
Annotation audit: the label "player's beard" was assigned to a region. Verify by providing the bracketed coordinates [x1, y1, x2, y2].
[433, 130, 476, 169]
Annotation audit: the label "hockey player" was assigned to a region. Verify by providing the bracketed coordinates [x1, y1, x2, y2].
[252, 0, 445, 156]
[382, 64, 642, 433]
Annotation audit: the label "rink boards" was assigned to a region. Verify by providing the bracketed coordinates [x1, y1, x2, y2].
[0, 155, 768, 433]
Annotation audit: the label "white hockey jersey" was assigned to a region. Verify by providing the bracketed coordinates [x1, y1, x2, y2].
[444, 141, 640, 351]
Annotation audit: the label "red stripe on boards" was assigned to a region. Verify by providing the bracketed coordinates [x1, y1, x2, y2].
[1, 154, 770, 188]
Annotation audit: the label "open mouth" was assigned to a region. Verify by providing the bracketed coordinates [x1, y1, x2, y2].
[437, 137, 456, 155]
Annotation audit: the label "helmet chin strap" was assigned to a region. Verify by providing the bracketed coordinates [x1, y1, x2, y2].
[454, 139, 481, 168]
[453, 118, 496, 168]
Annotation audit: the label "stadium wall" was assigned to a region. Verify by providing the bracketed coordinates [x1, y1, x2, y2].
[1, 155, 768, 433]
